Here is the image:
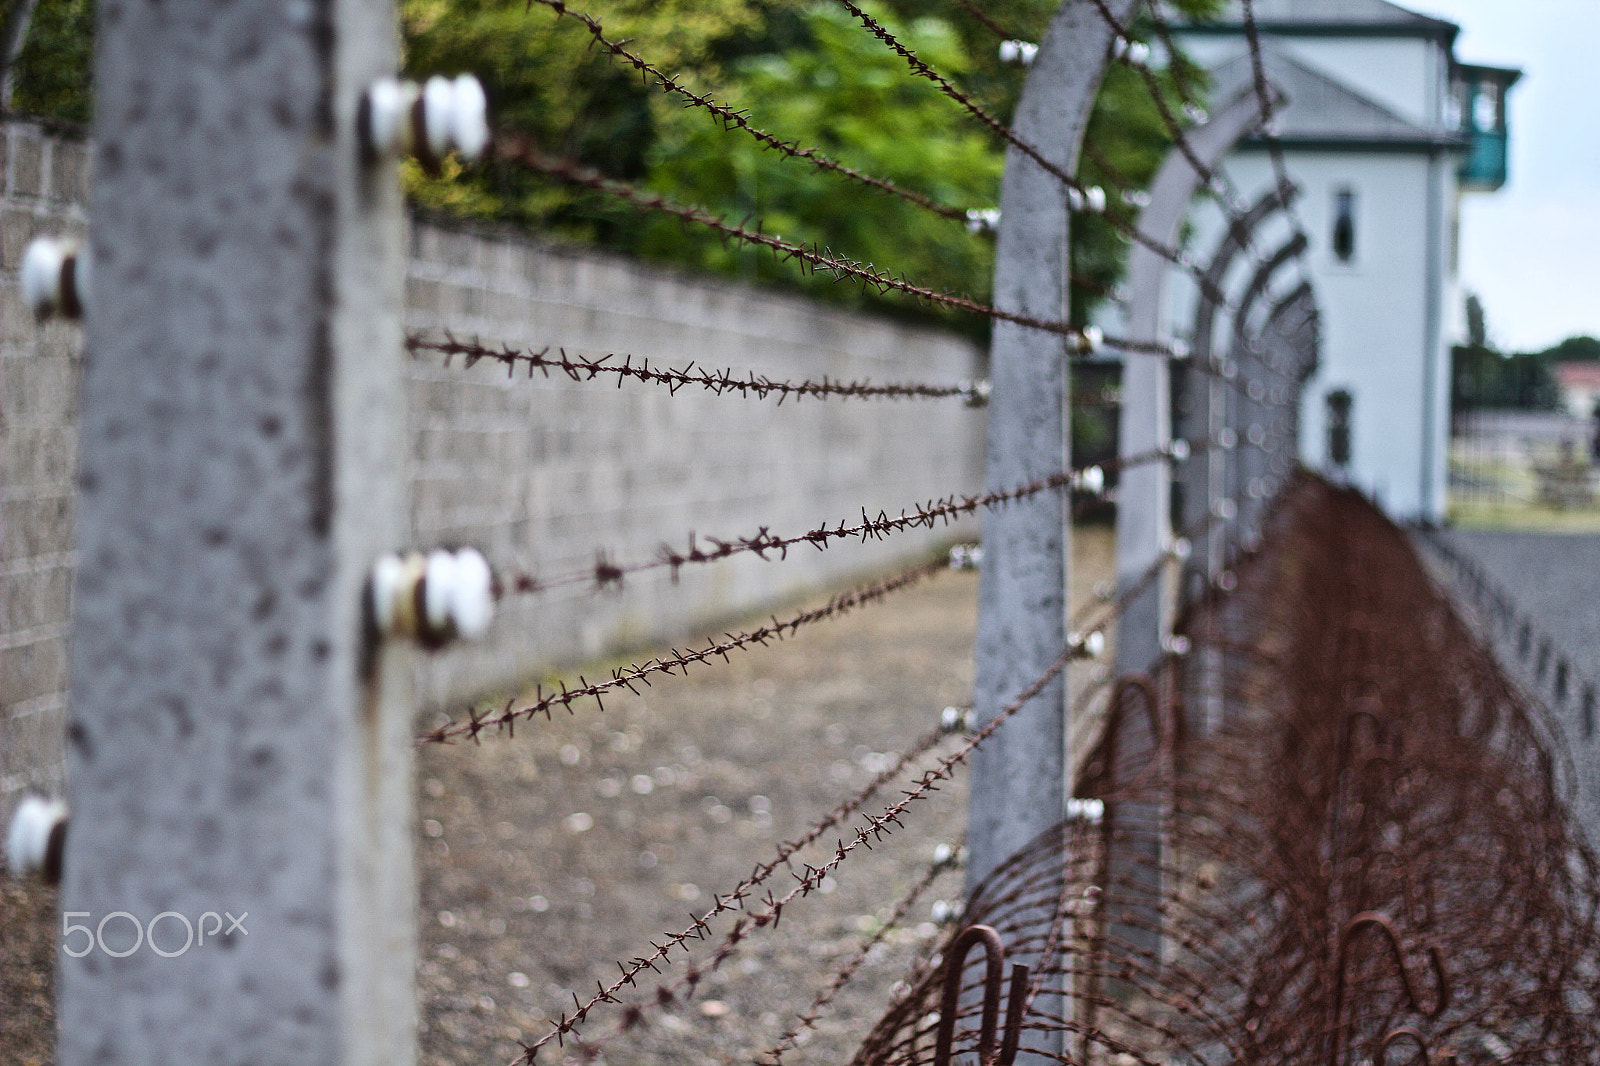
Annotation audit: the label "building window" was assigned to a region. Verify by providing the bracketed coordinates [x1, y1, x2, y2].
[1332, 188, 1356, 263]
[1326, 388, 1353, 468]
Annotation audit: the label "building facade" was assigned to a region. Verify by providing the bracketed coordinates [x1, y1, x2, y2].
[1172, 0, 1518, 521]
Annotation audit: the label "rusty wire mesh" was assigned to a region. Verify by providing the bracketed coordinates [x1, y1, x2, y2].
[852, 475, 1600, 1066]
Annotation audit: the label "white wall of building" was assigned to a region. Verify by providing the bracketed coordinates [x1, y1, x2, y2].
[1176, 149, 1452, 519]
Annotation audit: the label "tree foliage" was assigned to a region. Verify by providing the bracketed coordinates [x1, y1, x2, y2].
[5, 0, 93, 126]
[402, 0, 1220, 331]
[6, 0, 1223, 334]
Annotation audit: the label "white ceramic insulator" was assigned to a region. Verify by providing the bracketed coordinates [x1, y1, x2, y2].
[940, 706, 968, 733]
[423, 549, 458, 635]
[1168, 339, 1191, 361]
[1081, 325, 1104, 354]
[364, 77, 416, 156]
[1248, 424, 1267, 447]
[1079, 630, 1105, 658]
[370, 552, 407, 636]
[1214, 497, 1238, 521]
[21, 237, 66, 319]
[421, 76, 455, 161]
[448, 547, 495, 640]
[1067, 797, 1105, 823]
[1168, 537, 1191, 562]
[1078, 465, 1105, 496]
[1218, 428, 1238, 450]
[1086, 186, 1106, 213]
[450, 74, 490, 162]
[1168, 438, 1191, 462]
[7, 796, 66, 878]
[1164, 634, 1191, 656]
[930, 899, 957, 923]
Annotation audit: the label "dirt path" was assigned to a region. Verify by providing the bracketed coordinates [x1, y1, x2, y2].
[0, 528, 1114, 1066]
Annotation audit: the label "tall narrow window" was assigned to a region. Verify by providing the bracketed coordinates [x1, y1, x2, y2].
[1332, 188, 1356, 263]
[1327, 388, 1353, 469]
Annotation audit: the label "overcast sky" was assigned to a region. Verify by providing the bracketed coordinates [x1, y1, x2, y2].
[1413, 0, 1600, 352]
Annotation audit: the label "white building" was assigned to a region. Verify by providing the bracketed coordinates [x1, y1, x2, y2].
[1171, 0, 1519, 521]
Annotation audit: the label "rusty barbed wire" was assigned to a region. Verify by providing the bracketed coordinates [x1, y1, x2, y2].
[522, 0, 975, 223]
[1236, 0, 1314, 263]
[495, 138, 1104, 345]
[423, 556, 949, 745]
[406, 331, 989, 404]
[494, 440, 1195, 599]
[760, 847, 961, 1065]
[512, 509, 1211, 1061]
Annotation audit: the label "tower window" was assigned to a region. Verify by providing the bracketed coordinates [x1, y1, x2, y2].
[1332, 188, 1356, 263]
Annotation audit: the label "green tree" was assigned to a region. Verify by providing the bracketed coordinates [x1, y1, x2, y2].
[3, 0, 93, 126]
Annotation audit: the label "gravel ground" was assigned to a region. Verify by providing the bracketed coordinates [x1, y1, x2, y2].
[0, 528, 1115, 1066]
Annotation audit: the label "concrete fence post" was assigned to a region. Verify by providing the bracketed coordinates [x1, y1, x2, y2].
[58, 1, 416, 1063]
[1105, 78, 1278, 978]
[969, 0, 1128, 891]
[1115, 81, 1278, 685]
[1228, 233, 1309, 551]
[968, 0, 1127, 1057]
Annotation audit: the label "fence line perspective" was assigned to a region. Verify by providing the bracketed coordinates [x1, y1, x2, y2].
[3, 2, 1593, 1066]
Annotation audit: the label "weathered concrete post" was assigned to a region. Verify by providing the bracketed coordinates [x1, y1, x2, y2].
[1114, 82, 1277, 683]
[1104, 80, 1278, 977]
[1228, 233, 1307, 550]
[969, 0, 1128, 891]
[969, 2, 1126, 1057]
[58, 1, 416, 1063]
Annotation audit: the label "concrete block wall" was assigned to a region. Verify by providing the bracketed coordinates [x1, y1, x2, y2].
[0, 118, 987, 820]
[0, 122, 91, 825]
[404, 220, 987, 707]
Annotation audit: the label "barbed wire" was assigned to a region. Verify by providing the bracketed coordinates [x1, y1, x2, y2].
[522, 0, 974, 223]
[511, 498, 1227, 1060]
[522, 729, 968, 1063]
[493, 440, 1197, 599]
[415, 330, 1125, 409]
[827, 0, 1290, 316]
[494, 139, 1101, 346]
[406, 331, 990, 405]
[759, 842, 961, 1064]
[422, 556, 949, 745]
[1234, 0, 1314, 273]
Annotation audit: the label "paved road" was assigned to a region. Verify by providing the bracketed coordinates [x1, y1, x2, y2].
[1426, 527, 1600, 848]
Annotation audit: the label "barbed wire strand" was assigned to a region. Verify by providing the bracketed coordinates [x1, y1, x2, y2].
[407, 331, 988, 404]
[760, 846, 962, 1064]
[422, 556, 949, 745]
[494, 440, 1199, 600]
[512, 503, 1228, 1060]
[827, 0, 1260, 309]
[494, 138, 1102, 345]
[522, 0, 976, 223]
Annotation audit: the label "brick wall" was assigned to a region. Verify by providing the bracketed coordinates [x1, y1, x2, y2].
[0, 123, 90, 824]
[0, 120, 987, 822]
